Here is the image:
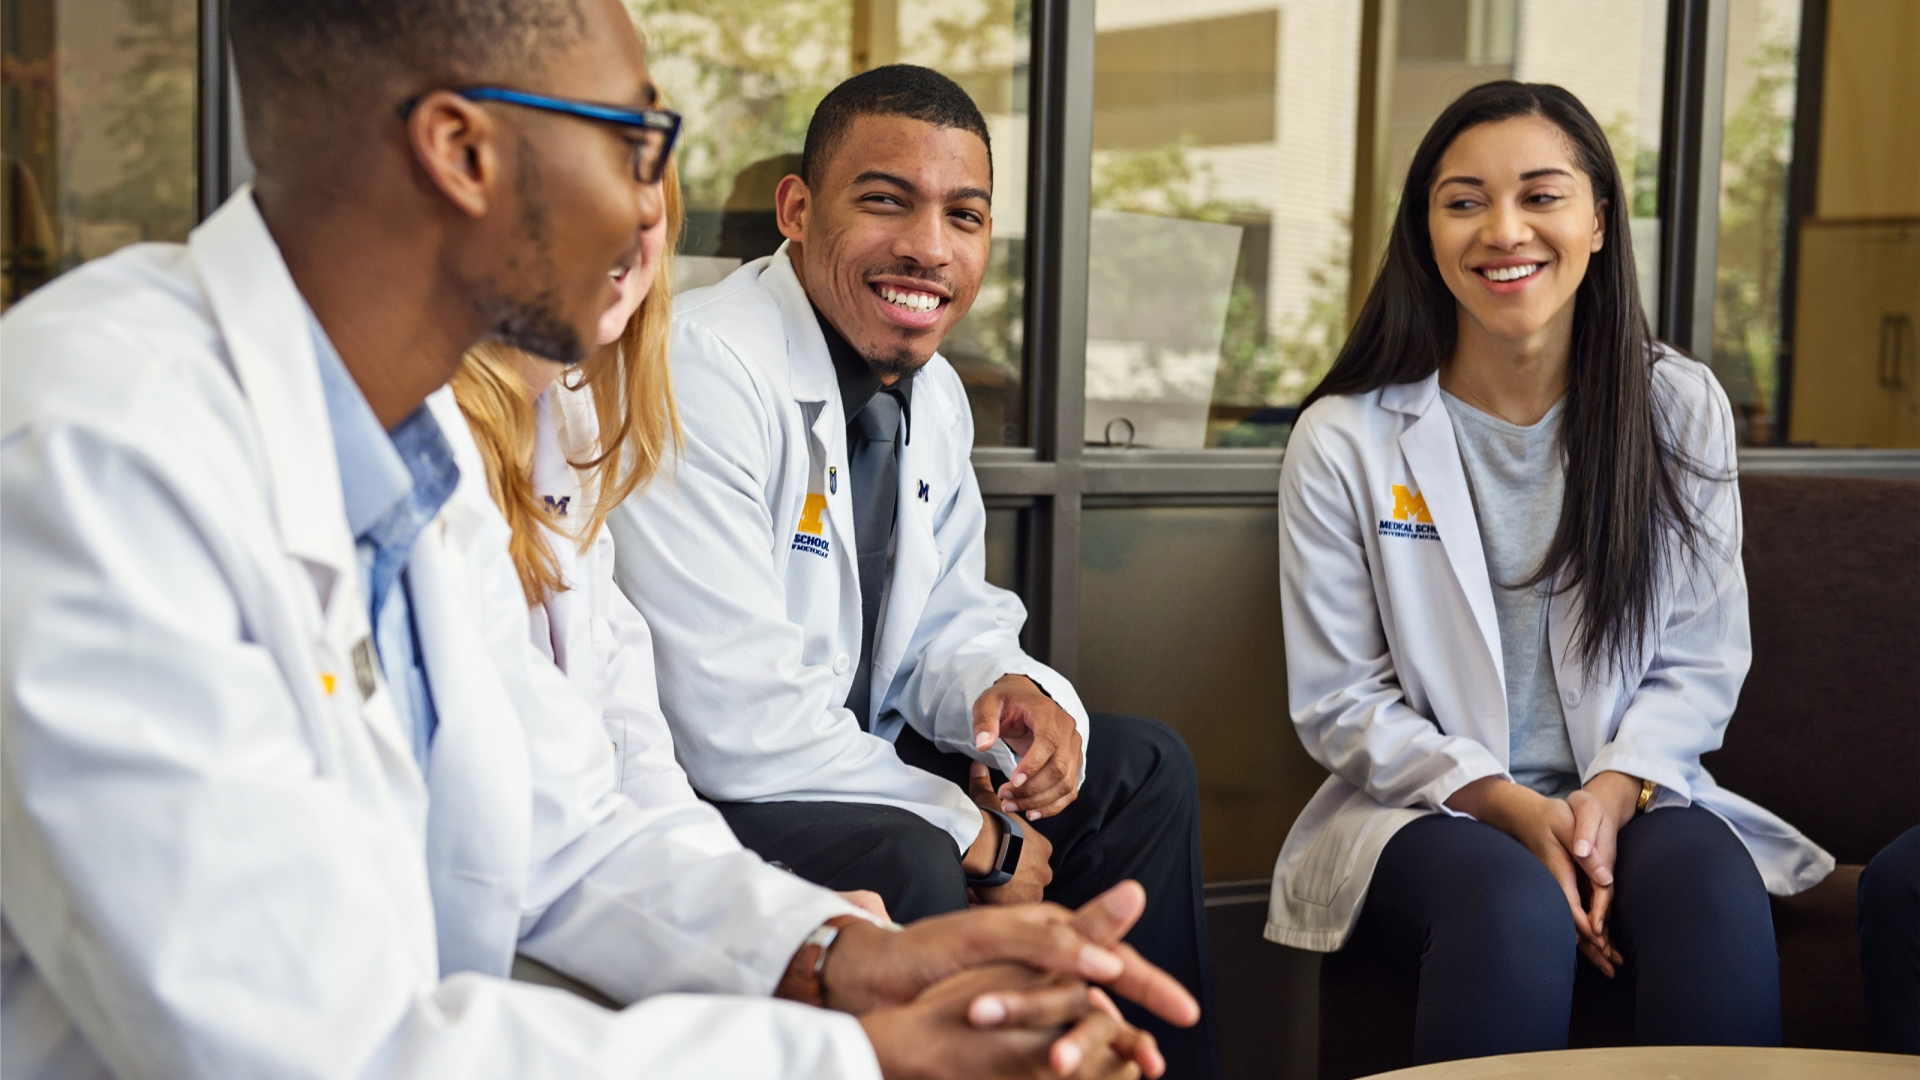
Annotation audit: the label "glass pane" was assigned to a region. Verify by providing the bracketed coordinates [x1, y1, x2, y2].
[1712, 0, 1801, 446]
[3, 0, 199, 310]
[1372, 0, 1669, 319]
[1076, 503, 1327, 882]
[634, 0, 1031, 447]
[1083, 1, 1667, 450]
[1087, 3, 1338, 450]
[1784, 0, 1920, 448]
[982, 504, 1024, 594]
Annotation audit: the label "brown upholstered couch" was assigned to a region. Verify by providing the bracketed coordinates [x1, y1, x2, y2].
[1316, 473, 1920, 1079]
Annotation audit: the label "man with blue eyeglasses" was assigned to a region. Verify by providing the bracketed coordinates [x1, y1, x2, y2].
[0, 1, 1194, 1078]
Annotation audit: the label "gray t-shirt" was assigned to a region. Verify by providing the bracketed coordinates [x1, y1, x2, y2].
[1439, 388, 1580, 798]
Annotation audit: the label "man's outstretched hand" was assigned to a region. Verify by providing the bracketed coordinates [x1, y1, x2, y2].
[972, 675, 1083, 820]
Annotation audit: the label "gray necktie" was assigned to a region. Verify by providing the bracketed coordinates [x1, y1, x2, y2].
[845, 390, 901, 730]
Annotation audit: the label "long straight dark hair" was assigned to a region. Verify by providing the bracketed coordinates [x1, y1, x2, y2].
[1303, 81, 1715, 675]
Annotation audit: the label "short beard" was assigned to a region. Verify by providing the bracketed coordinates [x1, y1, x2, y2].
[862, 345, 924, 382]
[482, 287, 583, 364]
[476, 136, 587, 365]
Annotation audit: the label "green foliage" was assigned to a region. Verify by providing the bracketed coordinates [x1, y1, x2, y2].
[629, 0, 851, 209]
[1090, 142, 1350, 412]
[66, 0, 197, 260]
[1711, 33, 1797, 439]
[1601, 114, 1661, 221]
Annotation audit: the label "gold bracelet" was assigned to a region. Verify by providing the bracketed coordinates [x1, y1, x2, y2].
[1635, 777, 1656, 813]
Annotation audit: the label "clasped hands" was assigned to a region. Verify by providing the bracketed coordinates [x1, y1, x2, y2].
[798, 880, 1198, 1080]
[1445, 770, 1646, 977]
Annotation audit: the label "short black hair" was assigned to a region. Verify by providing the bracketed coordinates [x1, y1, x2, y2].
[801, 64, 991, 188]
[229, 0, 587, 137]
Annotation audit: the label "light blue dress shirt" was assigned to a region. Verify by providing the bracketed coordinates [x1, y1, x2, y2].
[309, 313, 459, 768]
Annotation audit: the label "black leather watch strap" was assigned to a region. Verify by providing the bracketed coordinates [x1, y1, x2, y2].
[964, 805, 1025, 888]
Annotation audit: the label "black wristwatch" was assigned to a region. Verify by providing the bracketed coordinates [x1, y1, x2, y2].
[964, 806, 1025, 888]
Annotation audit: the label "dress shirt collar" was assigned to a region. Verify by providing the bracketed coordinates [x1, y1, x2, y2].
[309, 313, 414, 538]
[306, 309, 459, 566]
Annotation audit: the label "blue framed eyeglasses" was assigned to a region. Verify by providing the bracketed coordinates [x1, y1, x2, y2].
[399, 87, 681, 185]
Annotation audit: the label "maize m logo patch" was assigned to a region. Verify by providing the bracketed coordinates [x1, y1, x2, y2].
[1378, 485, 1439, 541]
[792, 493, 831, 557]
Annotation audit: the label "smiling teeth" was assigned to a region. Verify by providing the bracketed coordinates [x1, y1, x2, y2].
[879, 285, 941, 313]
[1483, 263, 1542, 282]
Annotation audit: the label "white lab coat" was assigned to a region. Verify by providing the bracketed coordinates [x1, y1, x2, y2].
[517, 381, 738, 852]
[607, 246, 1091, 852]
[0, 191, 877, 1079]
[1266, 354, 1834, 952]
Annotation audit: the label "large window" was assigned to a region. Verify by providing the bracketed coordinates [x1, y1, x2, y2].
[1076, 0, 1669, 452]
[2, 0, 199, 310]
[634, 0, 1034, 447]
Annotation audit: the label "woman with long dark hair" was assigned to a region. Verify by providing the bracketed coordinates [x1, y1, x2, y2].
[1266, 81, 1831, 1059]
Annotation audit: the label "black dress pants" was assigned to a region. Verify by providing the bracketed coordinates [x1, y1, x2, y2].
[712, 712, 1220, 1080]
[1345, 806, 1780, 1066]
[1859, 824, 1920, 1054]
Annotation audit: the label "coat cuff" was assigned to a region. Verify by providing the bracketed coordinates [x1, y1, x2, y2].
[1582, 745, 1694, 805]
[1423, 746, 1510, 818]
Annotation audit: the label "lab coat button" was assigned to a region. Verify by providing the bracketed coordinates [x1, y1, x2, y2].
[832, 653, 850, 675]
[1562, 687, 1582, 708]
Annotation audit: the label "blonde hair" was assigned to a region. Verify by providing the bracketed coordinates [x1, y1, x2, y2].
[453, 163, 684, 606]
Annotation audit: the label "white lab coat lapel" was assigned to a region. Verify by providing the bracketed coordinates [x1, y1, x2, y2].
[188, 194, 427, 809]
[194, 196, 525, 979]
[189, 195, 352, 606]
[1387, 378, 1508, 737]
[764, 253, 864, 682]
[183, 191, 437, 971]
[407, 422, 532, 978]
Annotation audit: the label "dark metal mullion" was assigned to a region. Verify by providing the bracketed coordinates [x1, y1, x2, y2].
[1021, 0, 1096, 676]
[195, 0, 229, 221]
[1656, 0, 1729, 352]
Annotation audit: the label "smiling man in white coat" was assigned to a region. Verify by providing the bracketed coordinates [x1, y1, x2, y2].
[0, 3, 1198, 1078]
[608, 65, 1217, 1078]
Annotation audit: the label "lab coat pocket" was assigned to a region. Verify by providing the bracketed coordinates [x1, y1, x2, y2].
[1288, 799, 1399, 907]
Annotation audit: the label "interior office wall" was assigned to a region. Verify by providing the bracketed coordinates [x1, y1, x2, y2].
[1811, 0, 1920, 221]
[1786, 0, 1920, 447]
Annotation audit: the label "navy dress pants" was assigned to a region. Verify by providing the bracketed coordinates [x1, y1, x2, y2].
[1860, 824, 1920, 1054]
[1348, 805, 1780, 1064]
[715, 712, 1220, 1080]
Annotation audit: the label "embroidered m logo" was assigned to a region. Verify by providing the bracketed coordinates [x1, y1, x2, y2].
[1390, 485, 1432, 524]
[797, 493, 828, 536]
